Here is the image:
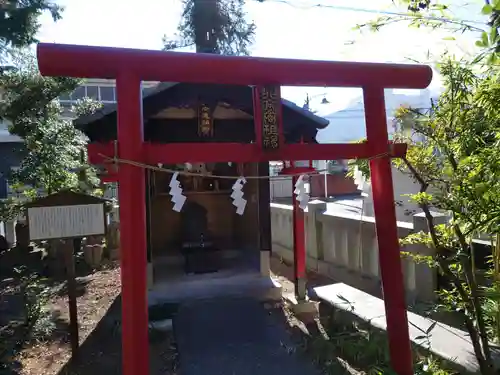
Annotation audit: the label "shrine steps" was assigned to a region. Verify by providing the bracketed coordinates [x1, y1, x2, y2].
[148, 271, 282, 306]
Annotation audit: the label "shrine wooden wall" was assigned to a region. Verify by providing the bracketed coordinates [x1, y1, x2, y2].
[231, 163, 259, 249]
[149, 163, 260, 257]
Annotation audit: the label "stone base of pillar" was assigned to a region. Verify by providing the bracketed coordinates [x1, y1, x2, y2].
[260, 250, 270, 277]
[295, 277, 307, 302]
[283, 294, 318, 322]
[291, 300, 317, 315]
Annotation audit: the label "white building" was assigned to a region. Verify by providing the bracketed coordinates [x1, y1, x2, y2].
[314, 89, 437, 222]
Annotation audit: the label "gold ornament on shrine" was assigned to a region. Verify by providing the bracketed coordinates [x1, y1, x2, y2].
[198, 104, 214, 137]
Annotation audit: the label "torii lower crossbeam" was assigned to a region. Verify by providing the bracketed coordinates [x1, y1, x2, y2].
[37, 42, 433, 375]
[87, 142, 408, 165]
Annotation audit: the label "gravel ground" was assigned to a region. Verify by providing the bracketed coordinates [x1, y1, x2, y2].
[175, 296, 321, 375]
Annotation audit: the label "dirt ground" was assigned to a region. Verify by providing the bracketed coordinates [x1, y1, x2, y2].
[15, 264, 121, 375]
[14, 262, 177, 375]
[269, 257, 362, 375]
[269, 255, 336, 297]
[8, 255, 334, 375]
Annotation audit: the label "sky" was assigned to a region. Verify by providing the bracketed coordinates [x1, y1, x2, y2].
[37, 0, 487, 113]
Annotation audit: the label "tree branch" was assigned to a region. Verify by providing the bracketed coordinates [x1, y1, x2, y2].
[403, 155, 494, 373]
[454, 223, 495, 370]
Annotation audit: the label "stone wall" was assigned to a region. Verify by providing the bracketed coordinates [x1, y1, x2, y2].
[270, 201, 441, 303]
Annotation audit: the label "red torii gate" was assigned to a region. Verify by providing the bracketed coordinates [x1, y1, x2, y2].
[36, 43, 432, 375]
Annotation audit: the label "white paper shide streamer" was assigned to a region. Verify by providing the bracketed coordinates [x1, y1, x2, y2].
[231, 177, 247, 215]
[294, 175, 309, 211]
[169, 172, 187, 212]
[353, 166, 370, 193]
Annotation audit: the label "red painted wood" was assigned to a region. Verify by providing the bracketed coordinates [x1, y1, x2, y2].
[292, 175, 306, 300]
[282, 166, 315, 302]
[364, 87, 413, 375]
[115, 73, 150, 375]
[253, 87, 263, 148]
[87, 142, 407, 165]
[37, 43, 432, 88]
[280, 166, 316, 176]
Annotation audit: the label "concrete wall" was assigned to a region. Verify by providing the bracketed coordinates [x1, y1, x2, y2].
[269, 177, 312, 201]
[269, 176, 293, 200]
[270, 201, 439, 303]
[274, 166, 425, 222]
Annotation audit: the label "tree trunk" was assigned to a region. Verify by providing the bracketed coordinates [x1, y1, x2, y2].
[193, 0, 219, 53]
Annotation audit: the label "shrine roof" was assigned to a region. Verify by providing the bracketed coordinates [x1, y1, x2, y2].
[74, 82, 330, 130]
[26, 190, 112, 208]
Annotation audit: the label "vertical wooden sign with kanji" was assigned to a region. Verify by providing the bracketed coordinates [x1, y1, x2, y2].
[258, 86, 282, 150]
[198, 104, 214, 137]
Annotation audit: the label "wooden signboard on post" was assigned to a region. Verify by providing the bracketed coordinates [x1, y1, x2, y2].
[28, 203, 105, 240]
[26, 191, 108, 358]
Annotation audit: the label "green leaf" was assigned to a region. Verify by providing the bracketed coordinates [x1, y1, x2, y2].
[491, 27, 499, 44]
[482, 31, 490, 47]
[442, 36, 456, 41]
[336, 294, 352, 305]
[0, 50, 100, 198]
[431, 4, 448, 10]
[482, 4, 493, 14]
[426, 321, 437, 334]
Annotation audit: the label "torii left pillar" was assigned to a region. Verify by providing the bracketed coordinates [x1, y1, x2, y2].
[116, 72, 150, 375]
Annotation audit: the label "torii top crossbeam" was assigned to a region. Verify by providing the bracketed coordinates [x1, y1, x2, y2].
[37, 43, 431, 88]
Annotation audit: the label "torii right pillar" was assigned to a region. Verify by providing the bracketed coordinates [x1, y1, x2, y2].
[364, 86, 413, 375]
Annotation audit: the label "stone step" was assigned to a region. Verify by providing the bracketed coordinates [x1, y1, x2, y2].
[148, 273, 282, 305]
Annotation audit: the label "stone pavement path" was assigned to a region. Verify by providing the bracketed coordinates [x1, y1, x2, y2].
[175, 297, 321, 375]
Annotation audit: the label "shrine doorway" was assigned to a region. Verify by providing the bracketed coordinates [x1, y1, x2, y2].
[148, 162, 261, 283]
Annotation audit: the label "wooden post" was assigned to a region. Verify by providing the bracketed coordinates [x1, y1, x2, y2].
[64, 239, 79, 357]
[116, 72, 149, 375]
[257, 162, 272, 276]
